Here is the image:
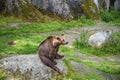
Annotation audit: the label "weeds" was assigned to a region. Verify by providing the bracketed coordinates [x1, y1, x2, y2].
[0, 16, 94, 55]
[63, 58, 105, 80]
[59, 46, 74, 57]
[0, 68, 7, 80]
[74, 30, 90, 48]
[69, 57, 120, 74]
[74, 31, 120, 56]
[82, 60, 120, 74]
[101, 8, 120, 26]
[0, 16, 22, 26]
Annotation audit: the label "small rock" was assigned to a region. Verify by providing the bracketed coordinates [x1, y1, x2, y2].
[88, 30, 112, 48]
[7, 40, 16, 45]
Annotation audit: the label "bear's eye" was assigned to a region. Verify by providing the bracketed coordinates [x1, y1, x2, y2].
[63, 39, 65, 41]
[57, 37, 60, 41]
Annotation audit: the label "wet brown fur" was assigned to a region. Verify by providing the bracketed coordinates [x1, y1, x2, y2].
[38, 34, 68, 73]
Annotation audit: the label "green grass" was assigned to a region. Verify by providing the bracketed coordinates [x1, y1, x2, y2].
[63, 58, 105, 80]
[0, 68, 7, 80]
[73, 30, 120, 74]
[59, 46, 74, 57]
[0, 18, 94, 35]
[101, 8, 120, 26]
[59, 45, 120, 74]
[0, 16, 22, 26]
[109, 19, 120, 26]
[68, 57, 120, 74]
[74, 31, 120, 56]
[0, 16, 94, 55]
[0, 34, 46, 54]
[82, 60, 120, 74]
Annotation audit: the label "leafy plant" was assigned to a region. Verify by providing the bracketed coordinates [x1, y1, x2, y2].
[0, 16, 22, 26]
[0, 69, 7, 80]
[100, 8, 120, 26]
[74, 31, 120, 56]
[74, 30, 90, 48]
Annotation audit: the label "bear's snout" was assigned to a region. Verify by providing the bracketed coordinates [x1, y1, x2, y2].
[62, 41, 68, 45]
[65, 41, 68, 44]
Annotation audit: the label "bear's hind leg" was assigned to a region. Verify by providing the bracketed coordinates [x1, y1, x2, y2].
[40, 56, 60, 73]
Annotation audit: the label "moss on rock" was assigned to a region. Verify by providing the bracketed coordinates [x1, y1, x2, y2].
[81, 0, 100, 20]
[3, 0, 65, 22]
[0, 68, 7, 80]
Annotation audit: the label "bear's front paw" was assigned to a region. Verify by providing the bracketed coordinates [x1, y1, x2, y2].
[55, 54, 64, 59]
[60, 55, 64, 58]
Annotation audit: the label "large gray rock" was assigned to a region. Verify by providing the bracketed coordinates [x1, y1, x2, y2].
[0, 54, 66, 80]
[88, 30, 112, 48]
[29, 0, 70, 18]
[4, 0, 118, 20]
[4, 0, 99, 19]
[114, 0, 120, 10]
[96, 0, 110, 11]
[5, 0, 70, 18]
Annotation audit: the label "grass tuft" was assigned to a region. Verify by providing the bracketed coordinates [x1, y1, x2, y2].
[0, 16, 94, 55]
[74, 31, 120, 56]
[100, 8, 120, 26]
[0, 68, 7, 80]
[0, 16, 22, 26]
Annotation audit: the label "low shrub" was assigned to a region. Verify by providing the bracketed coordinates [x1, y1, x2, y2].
[74, 31, 120, 56]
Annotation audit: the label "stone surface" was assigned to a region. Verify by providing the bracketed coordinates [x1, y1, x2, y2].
[114, 0, 120, 10]
[88, 30, 112, 48]
[1, 0, 119, 20]
[0, 54, 66, 80]
[97, 0, 110, 11]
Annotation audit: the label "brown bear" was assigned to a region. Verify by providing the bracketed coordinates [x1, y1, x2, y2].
[38, 34, 68, 73]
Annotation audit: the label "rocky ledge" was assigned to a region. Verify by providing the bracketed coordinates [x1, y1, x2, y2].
[0, 54, 66, 80]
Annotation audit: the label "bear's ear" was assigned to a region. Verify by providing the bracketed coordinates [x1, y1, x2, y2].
[47, 36, 53, 39]
[61, 34, 64, 36]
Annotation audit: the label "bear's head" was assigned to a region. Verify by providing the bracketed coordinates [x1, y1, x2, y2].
[48, 34, 68, 47]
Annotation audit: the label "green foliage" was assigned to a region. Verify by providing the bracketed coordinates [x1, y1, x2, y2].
[101, 9, 120, 26]
[59, 46, 74, 57]
[69, 57, 120, 74]
[82, 60, 120, 74]
[0, 18, 94, 35]
[74, 31, 120, 56]
[0, 16, 94, 55]
[0, 69, 7, 80]
[109, 19, 120, 26]
[19, 18, 94, 33]
[74, 30, 90, 48]
[63, 58, 105, 80]
[0, 16, 22, 26]
[0, 34, 46, 54]
[101, 32, 120, 55]
[81, 0, 100, 20]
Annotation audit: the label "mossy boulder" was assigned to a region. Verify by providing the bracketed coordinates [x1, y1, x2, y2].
[81, 0, 100, 20]
[5, 0, 49, 21]
[0, 55, 67, 80]
[2, 0, 115, 21]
